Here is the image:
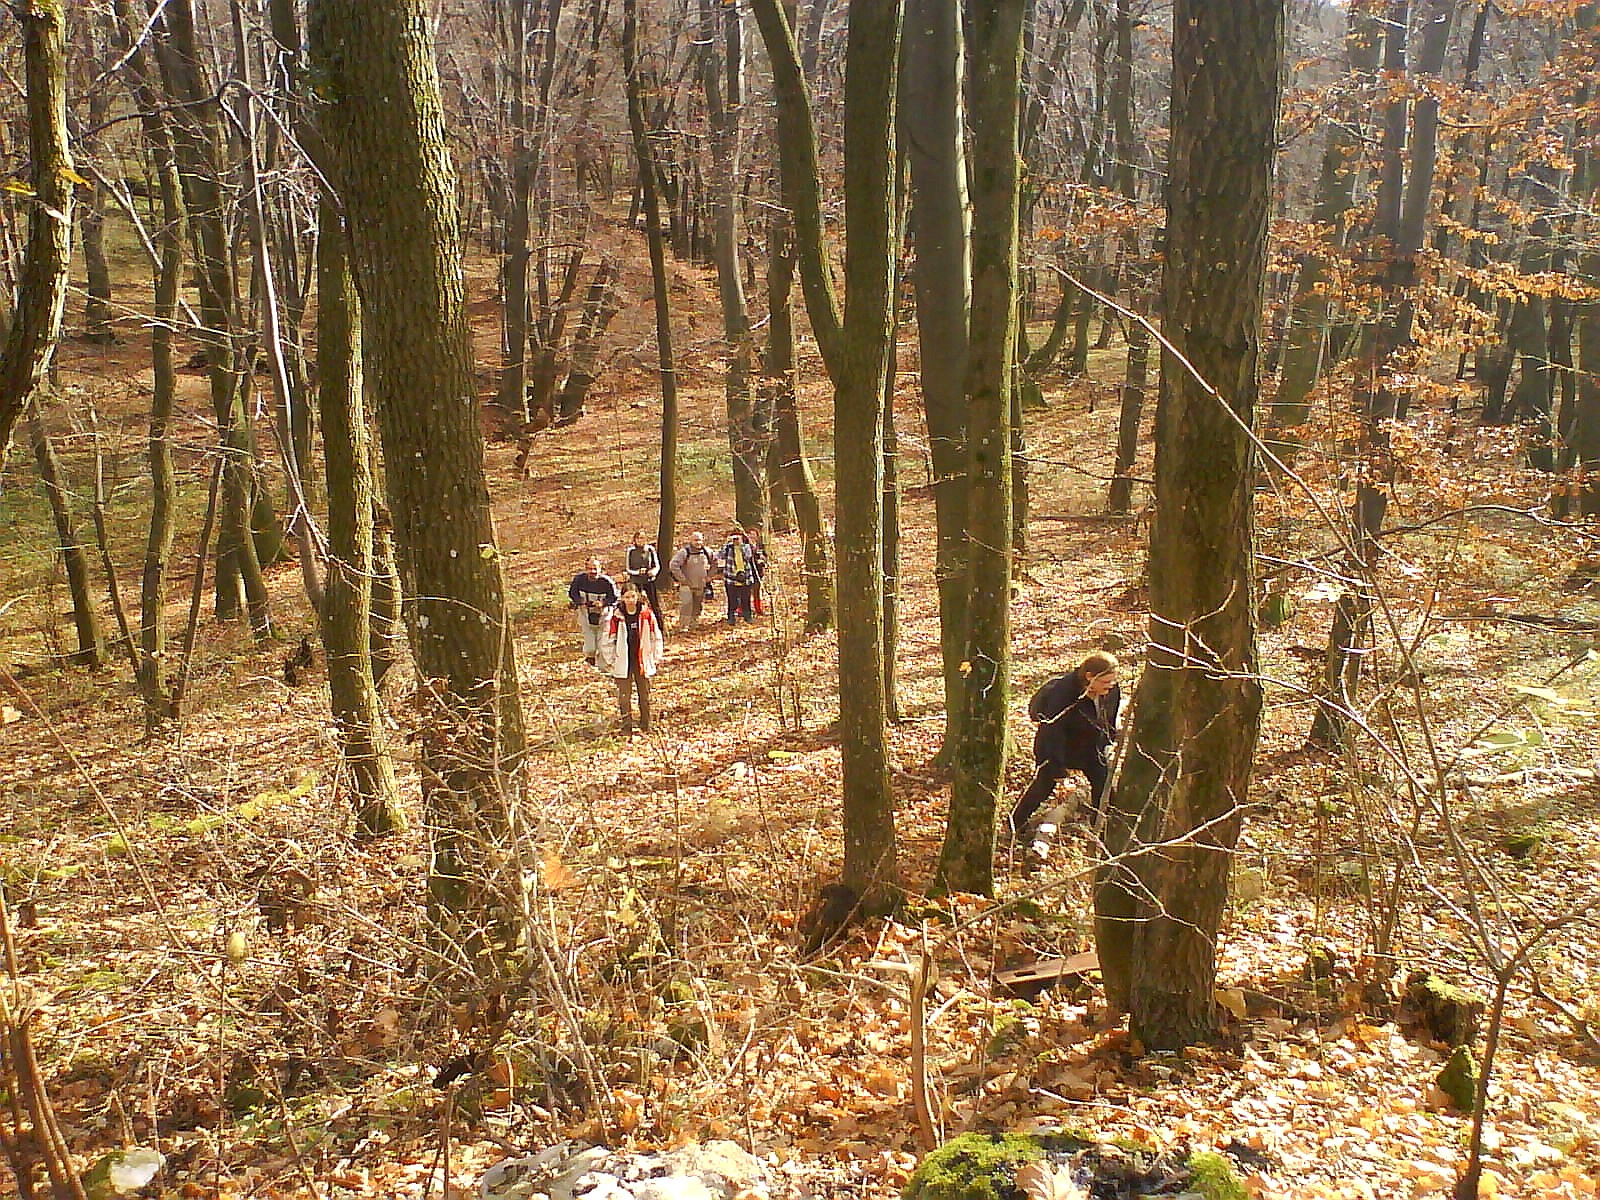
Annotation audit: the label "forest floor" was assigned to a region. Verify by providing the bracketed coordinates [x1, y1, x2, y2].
[2, 216, 1600, 1199]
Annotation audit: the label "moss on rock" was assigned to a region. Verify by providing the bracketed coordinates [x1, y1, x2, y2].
[1186, 1151, 1247, 1200]
[902, 1133, 1043, 1200]
[1436, 1044, 1480, 1112]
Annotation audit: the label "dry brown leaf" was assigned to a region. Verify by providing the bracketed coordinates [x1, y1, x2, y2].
[541, 849, 579, 890]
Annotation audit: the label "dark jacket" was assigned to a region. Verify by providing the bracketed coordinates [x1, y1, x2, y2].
[568, 571, 618, 623]
[1029, 672, 1121, 769]
[626, 545, 661, 581]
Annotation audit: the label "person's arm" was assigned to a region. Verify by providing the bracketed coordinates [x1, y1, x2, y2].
[603, 577, 619, 606]
[669, 548, 687, 583]
[567, 575, 581, 607]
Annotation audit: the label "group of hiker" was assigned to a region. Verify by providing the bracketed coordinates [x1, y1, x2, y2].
[567, 528, 1123, 844]
[565, 528, 769, 737]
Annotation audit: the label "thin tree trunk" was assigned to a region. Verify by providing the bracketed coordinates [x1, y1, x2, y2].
[623, 0, 682, 561]
[112, 0, 183, 723]
[766, 210, 834, 632]
[27, 401, 106, 668]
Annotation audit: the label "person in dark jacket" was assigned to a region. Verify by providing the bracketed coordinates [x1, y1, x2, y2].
[720, 529, 759, 624]
[1009, 651, 1122, 837]
[625, 531, 664, 620]
[567, 556, 618, 664]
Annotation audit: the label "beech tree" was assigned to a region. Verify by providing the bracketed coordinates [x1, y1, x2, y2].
[1094, 0, 1282, 1050]
[935, 0, 1025, 896]
[752, 0, 903, 906]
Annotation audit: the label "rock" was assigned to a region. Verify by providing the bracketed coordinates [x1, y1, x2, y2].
[1435, 1045, 1480, 1112]
[1399, 970, 1485, 1047]
[480, 1141, 768, 1200]
[904, 1133, 1248, 1200]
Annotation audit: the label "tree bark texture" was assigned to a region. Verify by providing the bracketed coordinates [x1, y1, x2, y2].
[937, 0, 1024, 897]
[309, 0, 527, 959]
[1095, 0, 1278, 1051]
[0, 0, 74, 477]
[316, 194, 404, 837]
[902, 0, 972, 760]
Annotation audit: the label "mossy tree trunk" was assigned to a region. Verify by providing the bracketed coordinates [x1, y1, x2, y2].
[0, 0, 73, 477]
[752, 0, 902, 906]
[902, 0, 971, 761]
[936, 0, 1025, 896]
[27, 400, 106, 668]
[309, 0, 527, 965]
[1094, 0, 1278, 1050]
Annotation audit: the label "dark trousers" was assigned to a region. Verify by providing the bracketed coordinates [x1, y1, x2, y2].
[1009, 752, 1109, 835]
[725, 582, 754, 623]
[616, 673, 651, 734]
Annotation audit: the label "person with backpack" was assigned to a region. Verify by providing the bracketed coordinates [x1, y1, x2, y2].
[668, 531, 716, 631]
[597, 582, 664, 736]
[1009, 651, 1122, 838]
[720, 529, 759, 624]
[625, 530, 664, 620]
[744, 526, 768, 616]
[567, 555, 618, 665]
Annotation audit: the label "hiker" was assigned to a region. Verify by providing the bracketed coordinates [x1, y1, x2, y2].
[598, 582, 664, 736]
[625, 530, 664, 620]
[744, 527, 768, 616]
[1009, 651, 1122, 837]
[668, 531, 717, 631]
[720, 529, 759, 624]
[567, 555, 618, 665]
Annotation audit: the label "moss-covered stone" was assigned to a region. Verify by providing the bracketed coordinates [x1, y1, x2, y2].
[1436, 1044, 1480, 1112]
[1186, 1151, 1247, 1200]
[1400, 970, 1486, 1047]
[902, 1133, 1043, 1200]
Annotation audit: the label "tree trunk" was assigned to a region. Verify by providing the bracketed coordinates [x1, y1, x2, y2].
[152, 0, 272, 639]
[765, 210, 834, 632]
[903, 0, 972, 761]
[0, 0, 73, 476]
[81, 186, 114, 343]
[752, 0, 901, 905]
[622, 0, 682, 561]
[936, 0, 1024, 897]
[111, 0, 183, 722]
[1270, 7, 1379, 444]
[309, 0, 527, 966]
[1095, 0, 1277, 1050]
[701, 0, 765, 529]
[28, 400, 106, 668]
[315, 187, 404, 836]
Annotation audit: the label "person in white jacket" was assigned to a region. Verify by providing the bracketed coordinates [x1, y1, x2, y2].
[597, 582, 665, 736]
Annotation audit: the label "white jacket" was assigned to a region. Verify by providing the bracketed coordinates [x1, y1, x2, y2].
[597, 601, 665, 678]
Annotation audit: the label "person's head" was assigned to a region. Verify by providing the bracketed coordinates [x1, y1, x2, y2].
[585, 556, 601, 577]
[728, 529, 745, 543]
[689, 531, 704, 549]
[619, 582, 641, 608]
[745, 526, 762, 542]
[632, 530, 647, 548]
[1077, 651, 1120, 697]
